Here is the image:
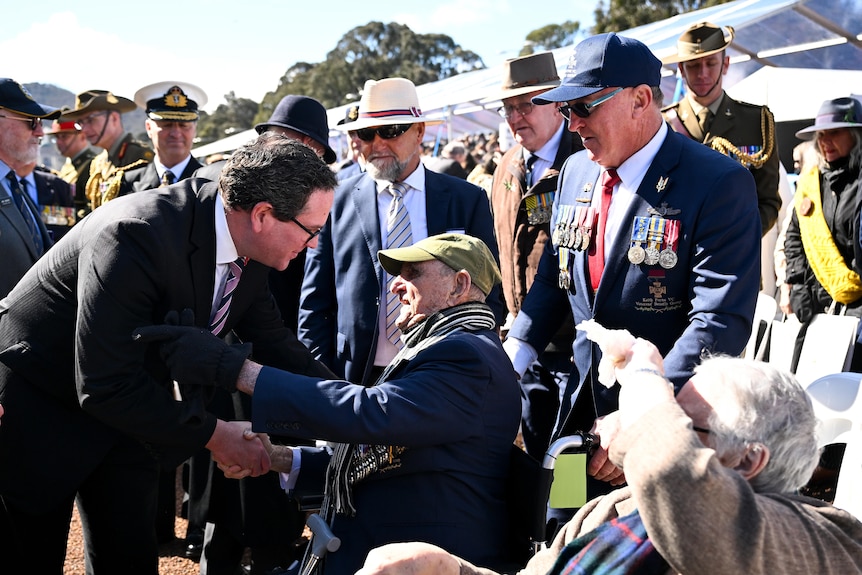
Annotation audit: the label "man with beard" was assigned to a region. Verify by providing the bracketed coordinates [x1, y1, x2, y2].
[0, 78, 62, 296]
[298, 77, 504, 386]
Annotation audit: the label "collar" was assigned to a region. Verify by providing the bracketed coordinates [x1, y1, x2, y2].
[158, 155, 193, 180]
[528, 121, 566, 164]
[374, 163, 426, 196]
[687, 91, 725, 117]
[615, 121, 668, 191]
[214, 193, 239, 265]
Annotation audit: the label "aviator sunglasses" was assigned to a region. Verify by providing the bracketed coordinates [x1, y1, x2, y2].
[558, 87, 624, 120]
[351, 124, 413, 142]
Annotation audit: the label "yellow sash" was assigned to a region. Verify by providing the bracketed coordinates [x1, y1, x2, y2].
[795, 167, 862, 304]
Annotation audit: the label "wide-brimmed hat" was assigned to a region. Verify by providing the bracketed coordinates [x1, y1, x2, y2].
[335, 78, 443, 132]
[134, 81, 207, 122]
[62, 89, 137, 120]
[662, 22, 735, 64]
[378, 233, 502, 296]
[480, 51, 560, 103]
[533, 33, 661, 104]
[0, 78, 62, 119]
[255, 95, 336, 163]
[796, 97, 862, 139]
[45, 120, 82, 134]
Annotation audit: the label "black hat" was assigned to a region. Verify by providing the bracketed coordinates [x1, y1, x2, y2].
[337, 104, 360, 126]
[255, 95, 336, 163]
[134, 81, 207, 121]
[0, 78, 62, 119]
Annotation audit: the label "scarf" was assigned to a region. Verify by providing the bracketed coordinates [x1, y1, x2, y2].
[795, 165, 862, 304]
[547, 509, 670, 575]
[323, 301, 496, 518]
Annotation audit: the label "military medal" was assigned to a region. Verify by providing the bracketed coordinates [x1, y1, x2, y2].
[525, 192, 554, 225]
[628, 216, 649, 265]
[558, 248, 572, 290]
[644, 217, 665, 266]
[581, 207, 596, 252]
[659, 219, 680, 269]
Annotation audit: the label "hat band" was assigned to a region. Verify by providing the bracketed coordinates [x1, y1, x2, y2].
[504, 76, 559, 90]
[360, 107, 423, 119]
[816, 111, 859, 125]
[677, 38, 726, 56]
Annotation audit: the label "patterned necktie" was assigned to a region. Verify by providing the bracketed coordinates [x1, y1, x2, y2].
[160, 170, 176, 187]
[210, 257, 247, 334]
[384, 182, 413, 346]
[588, 169, 620, 292]
[6, 171, 44, 256]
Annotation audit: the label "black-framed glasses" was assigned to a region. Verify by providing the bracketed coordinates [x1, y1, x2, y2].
[558, 87, 624, 120]
[692, 425, 711, 435]
[290, 217, 321, 244]
[497, 102, 535, 119]
[0, 114, 42, 131]
[351, 124, 412, 142]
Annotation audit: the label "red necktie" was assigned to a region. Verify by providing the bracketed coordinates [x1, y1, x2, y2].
[588, 169, 620, 292]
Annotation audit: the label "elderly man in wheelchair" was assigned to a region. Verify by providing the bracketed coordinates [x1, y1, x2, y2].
[358, 331, 862, 575]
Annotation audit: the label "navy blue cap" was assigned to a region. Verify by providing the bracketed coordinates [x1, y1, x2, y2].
[533, 33, 661, 104]
[0, 78, 62, 119]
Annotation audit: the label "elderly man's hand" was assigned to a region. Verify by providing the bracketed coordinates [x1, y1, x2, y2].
[206, 420, 271, 477]
[588, 411, 626, 486]
[356, 542, 461, 575]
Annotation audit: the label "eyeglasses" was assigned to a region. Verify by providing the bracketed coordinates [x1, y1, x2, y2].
[692, 425, 711, 435]
[290, 217, 322, 244]
[497, 102, 535, 120]
[0, 114, 42, 131]
[558, 87, 624, 120]
[78, 112, 109, 127]
[351, 124, 412, 142]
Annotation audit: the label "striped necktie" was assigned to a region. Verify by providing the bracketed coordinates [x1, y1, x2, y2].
[384, 182, 413, 346]
[6, 171, 44, 256]
[210, 257, 247, 334]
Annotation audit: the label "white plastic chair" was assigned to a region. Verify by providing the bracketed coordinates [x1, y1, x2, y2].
[804, 372, 862, 518]
[744, 292, 779, 361]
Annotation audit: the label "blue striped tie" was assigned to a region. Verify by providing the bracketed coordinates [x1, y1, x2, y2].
[384, 182, 413, 346]
[6, 171, 43, 256]
[210, 257, 247, 334]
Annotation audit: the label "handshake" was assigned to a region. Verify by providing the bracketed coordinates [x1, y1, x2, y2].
[132, 309, 252, 392]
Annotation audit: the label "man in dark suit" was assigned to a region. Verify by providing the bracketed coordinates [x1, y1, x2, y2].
[504, 33, 760, 499]
[662, 22, 781, 237]
[299, 77, 504, 387]
[135, 233, 521, 575]
[0, 135, 337, 574]
[120, 82, 205, 195]
[0, 78, 62, 297]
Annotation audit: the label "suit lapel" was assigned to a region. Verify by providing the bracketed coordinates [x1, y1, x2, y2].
[188, 182, 219, 328]
[352, 177, 385, 283]
[425, 168, 452, 235]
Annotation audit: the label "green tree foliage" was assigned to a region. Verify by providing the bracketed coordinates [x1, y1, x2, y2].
[195, 92, 259, 146]
[255, 21, 485, 123]
[593, 0, 733, 33]
[521, 20, 581, 55]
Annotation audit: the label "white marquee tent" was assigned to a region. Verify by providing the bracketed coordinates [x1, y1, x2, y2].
[193, 0, 862, 160]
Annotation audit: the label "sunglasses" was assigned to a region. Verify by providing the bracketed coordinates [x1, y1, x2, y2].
[351, 124, 413, 142]
[558, 87, 624, 120]
[0, 114, 43, 131]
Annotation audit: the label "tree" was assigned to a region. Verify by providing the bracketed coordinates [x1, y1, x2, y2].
[593, 0, 733, 33]
[256, 21, 485, 121]
[521, 21, 581, 56]
[195, 91, 259, 146]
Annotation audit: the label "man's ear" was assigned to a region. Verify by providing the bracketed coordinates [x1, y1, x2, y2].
[248, 202, 272, 231]
[450, 270, 472, 300]
[734, 442, 770, 481]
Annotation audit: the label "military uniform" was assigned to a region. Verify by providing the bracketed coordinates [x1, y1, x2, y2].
[663, 93, 780, 236]
[57, 147, 99, 219]
[85, 132, 153, 209]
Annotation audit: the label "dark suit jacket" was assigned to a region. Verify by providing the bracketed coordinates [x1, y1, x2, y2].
[509, 127, 761, 436]
[0, 180, 329, 514]
[119, 156, 203, 195]
[664, 93, 781, 236]
[298, 167, 504, 385]
[253, 327, 521, 574]
[33, 169, 75, 242]
[0, 174, 53, 298]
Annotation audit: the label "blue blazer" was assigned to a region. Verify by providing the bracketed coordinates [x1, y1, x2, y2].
[252, 327, 521, 574]
[509, 127, 761, 436]
[298, 167, 504, 385]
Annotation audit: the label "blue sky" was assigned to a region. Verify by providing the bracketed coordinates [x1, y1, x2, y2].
[4, 1, 596, 111]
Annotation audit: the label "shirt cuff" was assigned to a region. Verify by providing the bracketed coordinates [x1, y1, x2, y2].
[503, 337, 538, 379]
[278, 447, 303, 492]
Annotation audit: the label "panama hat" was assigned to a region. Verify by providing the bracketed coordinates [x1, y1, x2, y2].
[335, 78, 442, 132]
[662, 22, 735, 65]
[480, 51, 560, 104]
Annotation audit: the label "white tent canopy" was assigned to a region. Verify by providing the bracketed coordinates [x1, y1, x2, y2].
[194, 0, 862, 159]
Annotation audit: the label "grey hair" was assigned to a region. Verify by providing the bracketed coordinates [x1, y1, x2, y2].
[694, 356, 819, 493]
[813, 127, 862, 172]
[218, 133, 337, 221]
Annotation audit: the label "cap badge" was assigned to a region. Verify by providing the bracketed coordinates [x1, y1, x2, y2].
[164, 86, 188, 109]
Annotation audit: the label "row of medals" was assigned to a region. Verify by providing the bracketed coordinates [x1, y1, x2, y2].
[628, 242, 678, 269]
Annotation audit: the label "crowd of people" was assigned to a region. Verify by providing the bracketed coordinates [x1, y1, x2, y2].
[1, 18, 861, 575]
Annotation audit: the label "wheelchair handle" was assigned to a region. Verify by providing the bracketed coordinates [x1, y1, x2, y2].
[541, 432, 598, 470]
